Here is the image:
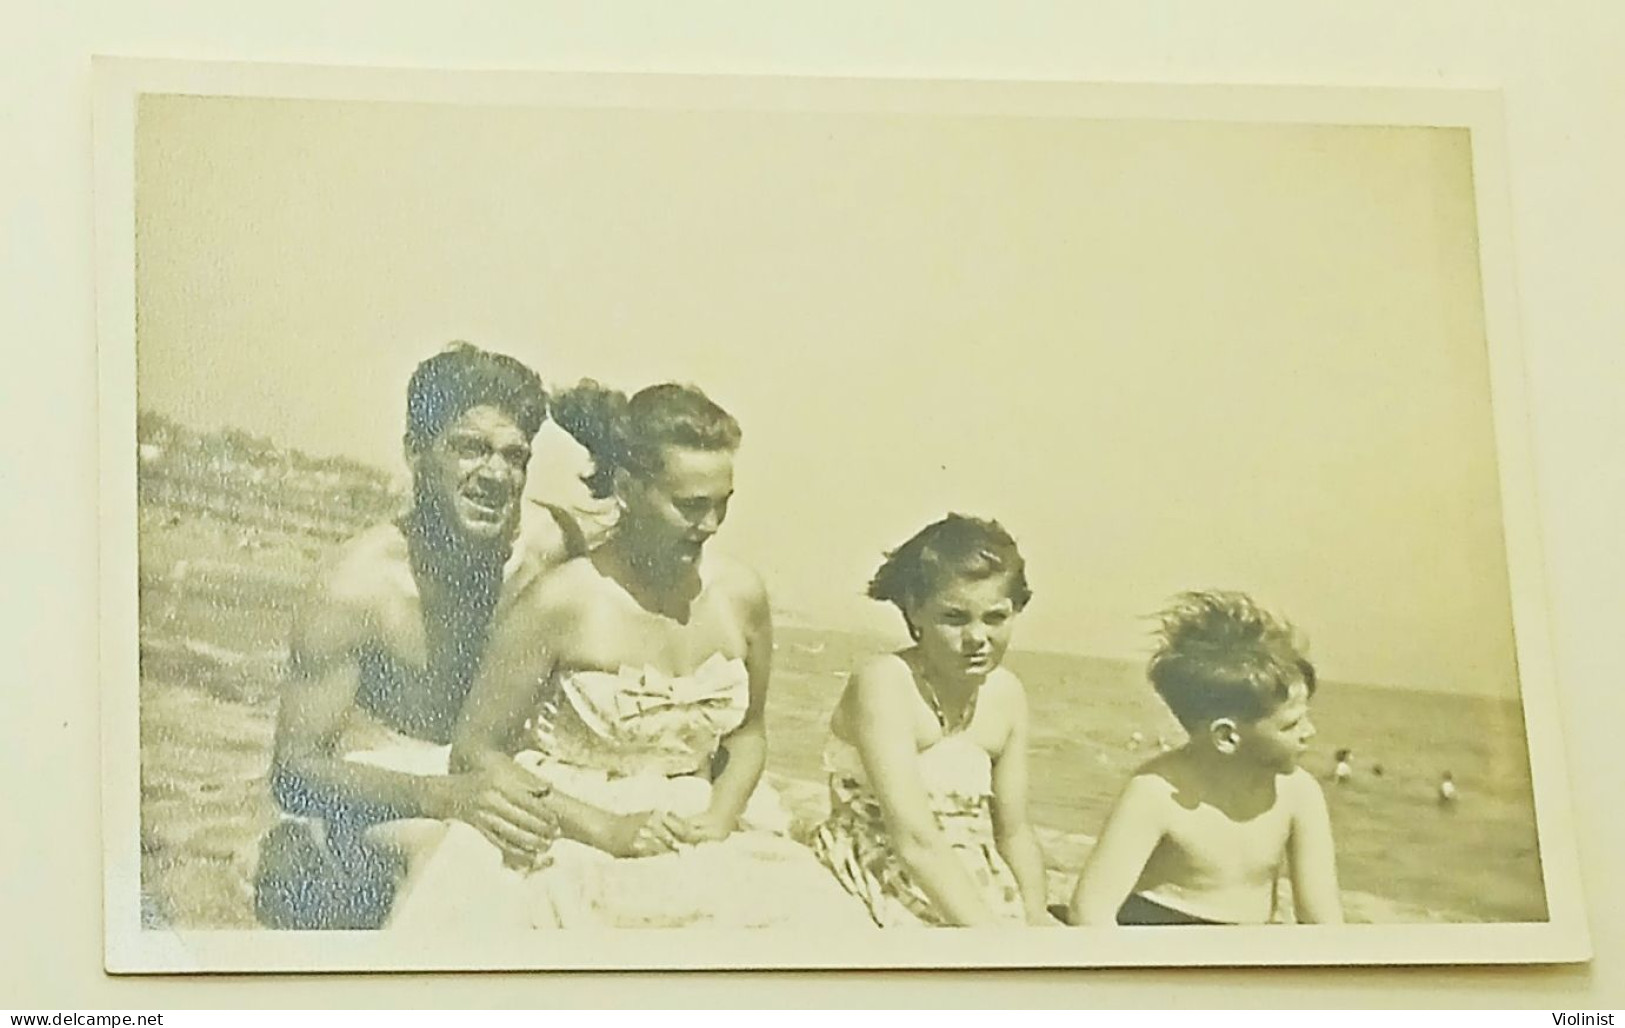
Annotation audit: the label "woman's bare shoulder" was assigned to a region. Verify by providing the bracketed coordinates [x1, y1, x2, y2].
[851, 651, 914, 686]
[522, 553, 608, 612]
[832, 652, 916, 740]
[982, 665, 1028, 704]
[974, 667, 1029, 750]
[553, 549, 612, 583]
[701, 550, 768, 609]
[844, 653, 917, 712]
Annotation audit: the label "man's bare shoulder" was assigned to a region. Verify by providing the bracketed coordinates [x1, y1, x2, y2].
[288, 523, 411, 660]
[309, 522, 412, 610]
[514, 501, 587, 567]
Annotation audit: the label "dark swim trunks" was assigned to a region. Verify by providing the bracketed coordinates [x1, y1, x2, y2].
[1116, 892, 1230, 926]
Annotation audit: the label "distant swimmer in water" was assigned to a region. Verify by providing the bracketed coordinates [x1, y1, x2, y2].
[1333, 748, 1353, 785]
[1371, 763, 1384, 778]
[1437, 772, 1458, 805]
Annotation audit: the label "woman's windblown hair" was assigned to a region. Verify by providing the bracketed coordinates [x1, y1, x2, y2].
[552, 380, 741, 498]
[867, 514, 1032, 631]
[550, 379, 631, 499]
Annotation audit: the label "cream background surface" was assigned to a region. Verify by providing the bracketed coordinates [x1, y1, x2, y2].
[3, 0, 1621, 1008]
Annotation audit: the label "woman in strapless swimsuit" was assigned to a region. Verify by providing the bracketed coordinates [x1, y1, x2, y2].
[387, 381, 868, 930]
[811, 515, 1056, 927]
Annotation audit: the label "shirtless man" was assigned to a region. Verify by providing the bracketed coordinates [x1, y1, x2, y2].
[256, 343, 585, 928]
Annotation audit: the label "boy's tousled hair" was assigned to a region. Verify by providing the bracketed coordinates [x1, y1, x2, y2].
[552, 380, 741, 499]
[868, 514, 1033, 634]
[1147, 590, 1316, 728]
[404, 342, 549, 451]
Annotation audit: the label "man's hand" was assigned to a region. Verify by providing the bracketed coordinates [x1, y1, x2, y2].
[439, 760, 560, 870]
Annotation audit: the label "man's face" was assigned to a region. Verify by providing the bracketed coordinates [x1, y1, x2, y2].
[413, 404, 532, 549]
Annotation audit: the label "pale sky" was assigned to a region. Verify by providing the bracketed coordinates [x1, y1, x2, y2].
[134, 94, 1518, 696]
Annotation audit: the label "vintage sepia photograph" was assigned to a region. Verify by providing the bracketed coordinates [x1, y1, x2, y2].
[95, 61, 1587, 972]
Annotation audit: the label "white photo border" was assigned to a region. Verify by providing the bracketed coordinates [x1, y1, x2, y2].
[94, 57, 1590, 973]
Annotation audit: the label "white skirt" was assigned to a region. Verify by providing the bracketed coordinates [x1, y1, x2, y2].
[386, 753, 871, 931]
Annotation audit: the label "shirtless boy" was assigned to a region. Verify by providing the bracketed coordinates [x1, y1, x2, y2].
[1066, 591, 1344, 926]
[256, 343, 585, 927]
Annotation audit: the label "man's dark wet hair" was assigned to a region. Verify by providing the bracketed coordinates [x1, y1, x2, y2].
[867, 514, 1033, 637]
[404, 342, 549, 451]
[1147, 590, 1317, 729]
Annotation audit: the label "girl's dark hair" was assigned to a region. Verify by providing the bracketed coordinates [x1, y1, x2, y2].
[1147, 590, 1317, 728]
[867, 514, 1033, 630]
[552, 380, 741, 498]
[404, 342, 549, 451]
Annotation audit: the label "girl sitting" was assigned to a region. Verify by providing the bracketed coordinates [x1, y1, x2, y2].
[812, 514, 1054, 927]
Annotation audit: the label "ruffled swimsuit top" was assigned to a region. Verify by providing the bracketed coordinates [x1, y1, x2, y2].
[822, 675, 998, 816]
[823, 730, 998, 810]
[812, 687, 1027, 926]
[524, 652, 750, 779]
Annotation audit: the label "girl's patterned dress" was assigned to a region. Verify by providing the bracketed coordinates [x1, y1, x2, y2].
[810, 711, 1027, 927]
